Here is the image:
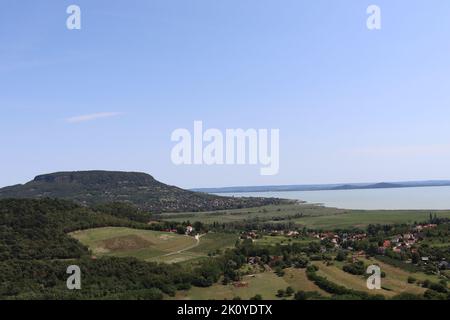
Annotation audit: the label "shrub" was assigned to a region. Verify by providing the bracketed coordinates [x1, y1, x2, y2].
[276, 289, 285, 297]
[335, 250, 347, 262]
[407, 276, 416, 284]
[342, 261, 365, 275]
[285, 286, 295, 296]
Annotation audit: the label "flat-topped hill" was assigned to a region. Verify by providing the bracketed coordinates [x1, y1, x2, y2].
[0, 170, 281, 212]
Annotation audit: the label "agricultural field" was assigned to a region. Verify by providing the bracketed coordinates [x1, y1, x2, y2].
[360, 257, 448, 286]
[175, 269, 327, 300]
[159, 203, 343, 224]
[312, 257, 448, 298]
[70, 227, 239, 264]
[292, 210, 450, 229]
[253, 235, 319, 246]
[187, 232, 238, 254]
[282, 268, 330, 296]
[160, 203, 450, 230]
[70, 227, 206, 263]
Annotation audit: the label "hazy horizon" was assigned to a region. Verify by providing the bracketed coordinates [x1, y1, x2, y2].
[1, 169, 450, 191]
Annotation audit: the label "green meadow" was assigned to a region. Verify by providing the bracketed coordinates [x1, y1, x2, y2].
[160, 203, 450, 230]
[291, 210, 450, 229]
[174, 258, 441, 300]
[174, 270, 318, 300]
[69, 227, 238, 264]
[311, 257, 448, 298]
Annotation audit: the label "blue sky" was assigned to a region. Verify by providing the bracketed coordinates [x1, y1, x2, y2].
[1, 0, 450, 188]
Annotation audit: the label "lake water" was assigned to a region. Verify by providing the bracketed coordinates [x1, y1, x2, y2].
[217, 186, 450, 210]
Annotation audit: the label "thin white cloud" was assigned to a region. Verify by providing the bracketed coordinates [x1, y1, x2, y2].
[66, 112, 124, 123]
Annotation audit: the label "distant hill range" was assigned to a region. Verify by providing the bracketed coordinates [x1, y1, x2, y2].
[0, 171, 281, 212]
[192, 180, 450, 194]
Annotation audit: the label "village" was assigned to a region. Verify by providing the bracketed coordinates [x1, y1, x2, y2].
[237, 222, 449, 271]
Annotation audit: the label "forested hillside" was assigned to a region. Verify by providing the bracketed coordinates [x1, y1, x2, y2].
[0, 171, 281, 213]
[0, 198, 238, 299]
[0, 198, 157, 260]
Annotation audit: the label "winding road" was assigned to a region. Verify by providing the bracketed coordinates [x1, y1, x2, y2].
[160, 234, 204, 257]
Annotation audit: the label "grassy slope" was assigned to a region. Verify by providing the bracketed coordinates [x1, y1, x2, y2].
[175, 272, 290, 300]
[282, 268, 330, 296]
[176, 268, 330, 300]
[361, 257, 447, 287]
[70, 227, 238, 264]
[70, 227, 197, 261]
[153, 232, 239, 264]
[312, 258, 444, 298]
[188, 232, 238, 254]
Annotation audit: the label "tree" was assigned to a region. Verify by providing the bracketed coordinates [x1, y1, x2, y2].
[193, 221, 205, 233]
[407, 276, 416, 284]
[285, 287, 294, 296]
[294, 291, 308, 300]
[274, 267, 285, 277]
[308, 242, 321, 254]
[276, 289, 285, 297]
[294, 256, 309, 268]
[176, 226, 185, 235]
[335, 250, 347, 262]
[411, 252, 420, 264]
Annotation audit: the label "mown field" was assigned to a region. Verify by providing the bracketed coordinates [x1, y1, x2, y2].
[174, 268, 328, 300]
[312, 257, 447, 298]
[293, 211, 450, 229]
[160, 203, 450, 230]
[253, 235, 319, 246]
[176, 255, 448, 300]
[69, 227, 237, 264]
[159, 203, 342, 224]
[188, 232, 238, 254]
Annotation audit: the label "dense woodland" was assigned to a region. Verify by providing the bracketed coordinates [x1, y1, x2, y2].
[0, 198, 245, 299]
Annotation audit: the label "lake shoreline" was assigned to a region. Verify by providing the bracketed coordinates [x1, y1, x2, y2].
[215, 186, 450, 211]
